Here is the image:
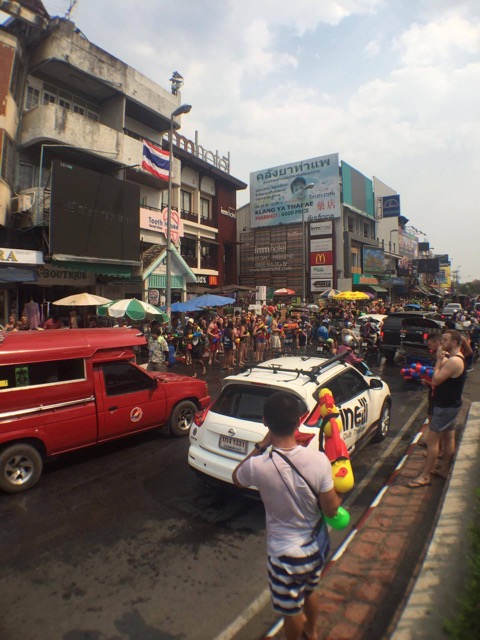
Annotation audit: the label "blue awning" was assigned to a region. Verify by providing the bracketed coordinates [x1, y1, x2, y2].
[0, 266, 37, 283]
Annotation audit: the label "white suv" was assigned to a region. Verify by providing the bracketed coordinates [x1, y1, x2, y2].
[188, 353, 391, 487]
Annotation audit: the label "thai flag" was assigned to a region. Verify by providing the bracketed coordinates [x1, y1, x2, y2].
[142, 140, 170, 181]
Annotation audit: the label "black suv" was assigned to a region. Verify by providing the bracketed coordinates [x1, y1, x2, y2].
[380, 311, 442, 363]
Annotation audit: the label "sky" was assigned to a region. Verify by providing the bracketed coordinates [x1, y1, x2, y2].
[8, 0, 480, 281]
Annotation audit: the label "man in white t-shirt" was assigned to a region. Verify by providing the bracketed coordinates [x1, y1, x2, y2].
[233, 391, 340, 640]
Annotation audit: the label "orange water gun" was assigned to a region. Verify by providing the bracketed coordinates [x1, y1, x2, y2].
[318, 387, 354, 493]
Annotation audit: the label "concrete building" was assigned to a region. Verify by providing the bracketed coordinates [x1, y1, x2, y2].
[0, 3, 246, 325]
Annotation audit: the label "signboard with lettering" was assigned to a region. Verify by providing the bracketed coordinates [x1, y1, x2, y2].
[50, 161, 140, 263]
[0, 248, 42, 265]
[140, 207, 184, 242]
[36, 266, 96, 287]
[250, 153, 340, 228]
[381, 194, 401, 218]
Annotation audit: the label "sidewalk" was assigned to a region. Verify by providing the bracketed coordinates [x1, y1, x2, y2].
[390, 400, 480, 639]
[271, 373, 480, 640]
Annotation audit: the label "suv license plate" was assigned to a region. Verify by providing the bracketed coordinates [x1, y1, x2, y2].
[219, 435, 248, 454]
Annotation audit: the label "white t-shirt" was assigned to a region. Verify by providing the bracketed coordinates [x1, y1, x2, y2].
[237, 446, 333, 557]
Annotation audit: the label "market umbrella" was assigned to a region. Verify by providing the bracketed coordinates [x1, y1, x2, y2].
[52, 292, 112, 306]
[404, 303, 421, 310]
[190, 294, 235, 307]
[97, 298, 169, 322]
[306, 304, 320, 311]
[334, 291, 371, 301]
[318, 288, 341, 299]
[274, 288, 295, 296]
[170, 300, 203, 313]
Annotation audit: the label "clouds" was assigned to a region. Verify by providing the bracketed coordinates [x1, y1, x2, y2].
[39, 0, 480, 278]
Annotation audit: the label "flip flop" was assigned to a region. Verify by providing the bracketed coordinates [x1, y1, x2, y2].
[407, 479, 432, 489]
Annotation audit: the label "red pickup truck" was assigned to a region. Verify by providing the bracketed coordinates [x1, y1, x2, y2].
[0, 328, 210, 493]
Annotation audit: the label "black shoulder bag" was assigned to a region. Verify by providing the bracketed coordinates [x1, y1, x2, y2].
[270, 449, 330, 562]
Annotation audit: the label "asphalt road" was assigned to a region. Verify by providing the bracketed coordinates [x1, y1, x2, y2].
[0, 357, 427, 640]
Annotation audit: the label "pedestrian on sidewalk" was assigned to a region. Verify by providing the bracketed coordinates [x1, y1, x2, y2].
[232, 391, 341, 640]
[409, 329, 467, 488]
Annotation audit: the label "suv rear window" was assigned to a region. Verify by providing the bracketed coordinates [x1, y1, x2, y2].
[212, 384, 307, 423]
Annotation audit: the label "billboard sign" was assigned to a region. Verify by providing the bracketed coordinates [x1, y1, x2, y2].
[362, 247, 385, 274]
[50, 161, 140, 263]
[381, 194, 401, 218]
[250, 153, 340, 228]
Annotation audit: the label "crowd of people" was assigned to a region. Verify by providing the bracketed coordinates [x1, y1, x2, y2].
[3, 295, 480, 377]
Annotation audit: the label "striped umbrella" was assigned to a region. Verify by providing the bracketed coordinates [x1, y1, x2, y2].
[319, 289, 341, 299]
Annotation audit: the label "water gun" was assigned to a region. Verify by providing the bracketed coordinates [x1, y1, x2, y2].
[318, 387, 354, 493]
[400, 362, 434, 381]
[324, 506, 350, 530]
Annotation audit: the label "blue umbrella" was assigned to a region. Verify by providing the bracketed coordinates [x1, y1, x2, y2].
[191, 293, 235, 307]
[170, 300, 202, 312]
[404, 303, 421, 310]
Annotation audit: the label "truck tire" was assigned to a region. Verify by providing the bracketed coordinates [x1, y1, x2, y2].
[0, 444, 43, 493]
[373, 402, 391, 442]
[169, 400, 197, 437]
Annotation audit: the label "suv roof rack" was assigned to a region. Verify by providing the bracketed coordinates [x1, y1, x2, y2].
[242, 352, 349, 383]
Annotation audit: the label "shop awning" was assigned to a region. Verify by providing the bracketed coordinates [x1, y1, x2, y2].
[0, 266, 38, 283]
[52, 260, 132, 278]
[367, 285, 388, 293]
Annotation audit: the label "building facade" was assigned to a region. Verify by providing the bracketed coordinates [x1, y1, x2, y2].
[0, 5, 246, 325]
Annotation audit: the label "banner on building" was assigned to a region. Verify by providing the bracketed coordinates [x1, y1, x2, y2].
[250, 153, 340, 228]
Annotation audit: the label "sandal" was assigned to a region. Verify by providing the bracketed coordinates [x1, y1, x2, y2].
[407, 478, 432, 489]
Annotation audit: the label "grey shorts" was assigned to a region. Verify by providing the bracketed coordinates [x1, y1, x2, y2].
[429, 405, 461, 433]
[270, 334, 281, 349]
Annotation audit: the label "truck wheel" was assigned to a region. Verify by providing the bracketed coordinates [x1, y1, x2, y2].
[0, 444, 43, 493]
[170, 400, 197, 437]
[373, 402, 391, 442]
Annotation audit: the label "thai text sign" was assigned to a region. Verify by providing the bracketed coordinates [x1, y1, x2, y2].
[250, 153, 340, 228]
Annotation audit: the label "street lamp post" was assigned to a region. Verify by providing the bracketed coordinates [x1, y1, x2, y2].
[301, 183, 314, 305]
[165, 104, 191, 324]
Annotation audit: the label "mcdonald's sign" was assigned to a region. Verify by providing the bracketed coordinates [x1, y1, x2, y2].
[310, 251, 333, 266]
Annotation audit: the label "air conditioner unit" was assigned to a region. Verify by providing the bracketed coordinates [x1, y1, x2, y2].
[10, 192, 34, 214]
[13, 189, 50, 228]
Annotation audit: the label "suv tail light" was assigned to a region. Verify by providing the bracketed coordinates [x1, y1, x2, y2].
[422, 332, 429, 343]
[194, 404, 212, 427]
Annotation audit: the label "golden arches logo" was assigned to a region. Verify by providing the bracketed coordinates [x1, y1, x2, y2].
[315, 253, 327, 264]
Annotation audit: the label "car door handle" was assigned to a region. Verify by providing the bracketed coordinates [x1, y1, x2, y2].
[108, 406, 118, 412]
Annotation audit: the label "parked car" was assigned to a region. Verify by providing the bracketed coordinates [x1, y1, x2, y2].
[0, 328, 211, 493]
[399, 316, 444, 365]
[440, 303, 463, 320]
[379, 311, 442, 363]
[188, 353, 391, 488]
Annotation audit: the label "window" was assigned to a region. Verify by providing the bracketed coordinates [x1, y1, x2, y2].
[181, 190, 192, 214]
[363, 223, 370, 237]
[200, 197, 211, 220]
[336, 370, 369, 402]
[25, 86, 40, 111]
[102, 362, 154, 396]
[181, 237, 196, 258]
[58, 97, 71, 110]
[0, 136, 15, 184]
[43, 91, 56, 105]
[18, 163, 35, 190]
[86, 111, 100, 122]
[212, 385, 306, 422]
[0, 359, 85, 391]
[73, 103, 85, 116]
[347, 217, 354, 232]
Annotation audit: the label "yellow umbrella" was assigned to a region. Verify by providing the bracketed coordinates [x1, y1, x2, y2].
[334, 291, 371, 301]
